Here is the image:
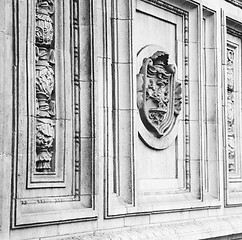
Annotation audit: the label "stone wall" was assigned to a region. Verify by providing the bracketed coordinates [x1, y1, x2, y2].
[1, 0, 242, 239]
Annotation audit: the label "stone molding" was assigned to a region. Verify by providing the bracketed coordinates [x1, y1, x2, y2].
[226, 0, 242, 8]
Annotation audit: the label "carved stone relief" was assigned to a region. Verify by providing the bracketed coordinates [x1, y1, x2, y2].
[227, 48, 235, 173]
[137, 50, 182, 148]
[35, 0, 55, 172]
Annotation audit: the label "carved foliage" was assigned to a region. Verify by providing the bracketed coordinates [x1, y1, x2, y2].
[137, 51, 182, 138]
[35, 0, 55, 172]
[227, 48, 236, 173]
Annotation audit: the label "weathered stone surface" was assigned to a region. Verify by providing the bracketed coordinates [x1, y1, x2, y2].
[2, 0, 242, 239]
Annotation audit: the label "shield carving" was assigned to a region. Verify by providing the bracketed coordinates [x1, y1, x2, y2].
[137, 51, 182, 138]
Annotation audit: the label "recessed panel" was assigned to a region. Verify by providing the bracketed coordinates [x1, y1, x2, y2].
[135, 2, 188, 205]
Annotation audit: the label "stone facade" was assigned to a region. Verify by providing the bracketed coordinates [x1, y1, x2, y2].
[1, 0, 242, 239]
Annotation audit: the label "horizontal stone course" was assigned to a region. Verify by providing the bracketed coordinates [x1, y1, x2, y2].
[48, 215, 242, 240]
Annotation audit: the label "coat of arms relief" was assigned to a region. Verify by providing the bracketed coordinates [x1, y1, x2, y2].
[137, 49, 182, 149]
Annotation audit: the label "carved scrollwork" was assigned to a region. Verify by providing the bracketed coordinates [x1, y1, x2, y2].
[35, 0, 55, 172]
[137, 51, 182, 139]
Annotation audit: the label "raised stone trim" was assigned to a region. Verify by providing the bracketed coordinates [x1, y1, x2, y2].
[226, 0, 242, 9]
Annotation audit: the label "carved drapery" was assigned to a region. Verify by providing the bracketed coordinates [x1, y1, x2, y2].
[227, 48, 236, 173]
[35, 0, 55, 172]
[137, 51, 182, 138]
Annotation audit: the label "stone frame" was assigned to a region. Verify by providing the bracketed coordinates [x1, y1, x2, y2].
[11, 0, 97, 227]
[222, 13, 242, 207]
[104, 0, 221, 219]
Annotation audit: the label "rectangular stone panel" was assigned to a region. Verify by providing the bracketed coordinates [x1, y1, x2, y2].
[135, 0, 190, 206]
[12, 0, 96, 227]
[225, 22, 242, 206]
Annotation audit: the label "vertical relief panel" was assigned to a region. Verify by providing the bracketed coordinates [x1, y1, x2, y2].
[135, 0, 194, 209]
[224, 21, 242, 206]
[35, 0, 56, 174]
[134, 1, 220, 212]
[12, 0, 96, 227]
[105, 0, 217, 217]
